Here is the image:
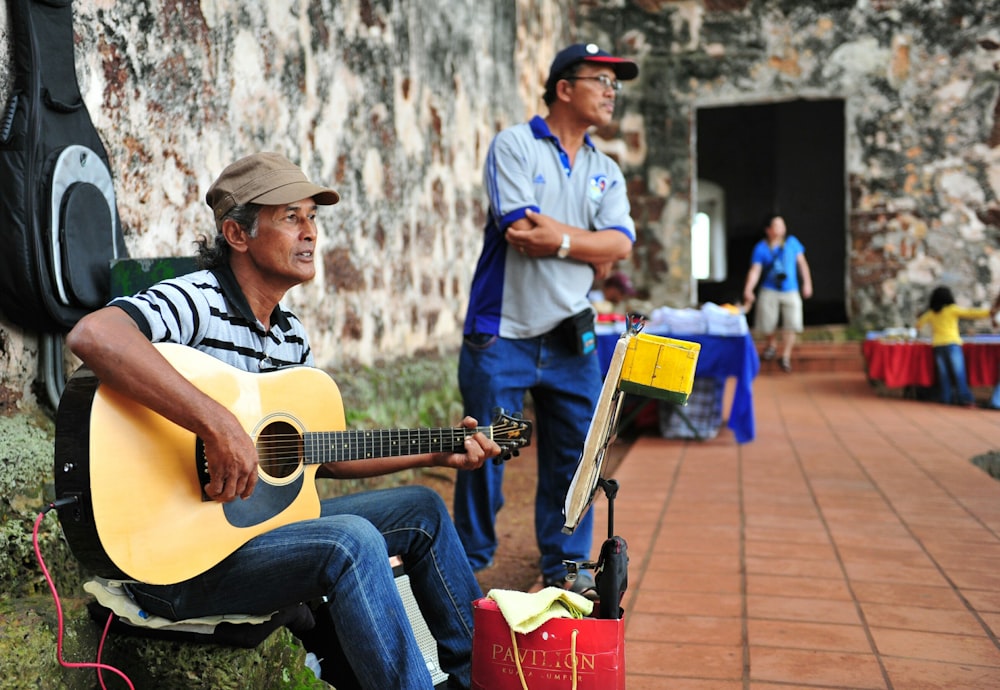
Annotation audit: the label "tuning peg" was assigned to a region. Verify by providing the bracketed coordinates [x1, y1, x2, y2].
[494, 448, 521, 464]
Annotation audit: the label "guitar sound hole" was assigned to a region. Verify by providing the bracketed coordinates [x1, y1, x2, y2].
[257, 421, 302, 479]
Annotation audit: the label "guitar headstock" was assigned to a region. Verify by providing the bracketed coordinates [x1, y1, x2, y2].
[490, 408, 533, 463]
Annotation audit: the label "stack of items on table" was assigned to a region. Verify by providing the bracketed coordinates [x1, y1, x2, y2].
[865, 327, 920, 342]
[646, 302, 749, 336]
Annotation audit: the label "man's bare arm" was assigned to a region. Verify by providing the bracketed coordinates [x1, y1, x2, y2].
[505, 209, 632, 264]
[66, 307, 259, 502]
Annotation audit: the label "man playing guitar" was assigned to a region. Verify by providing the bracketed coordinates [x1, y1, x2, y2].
[66, 152, 502, 690]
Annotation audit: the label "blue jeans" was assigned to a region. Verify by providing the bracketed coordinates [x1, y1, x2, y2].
[128, 486, 480, 690]
[455, 332, 600, 581]
[933, 343, 974, 405]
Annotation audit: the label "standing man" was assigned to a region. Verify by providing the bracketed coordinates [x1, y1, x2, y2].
[742, 214, 813, 372]
[456, 43, 638, 594]
[66, 152, 500, 690]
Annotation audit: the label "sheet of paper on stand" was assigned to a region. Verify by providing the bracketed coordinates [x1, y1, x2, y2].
[563, 334, 630, 535]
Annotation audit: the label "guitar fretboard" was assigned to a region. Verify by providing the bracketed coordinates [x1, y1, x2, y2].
[304, 426, 486, 464]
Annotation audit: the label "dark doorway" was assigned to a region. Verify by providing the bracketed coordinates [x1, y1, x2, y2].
[695, 99, 847, 325]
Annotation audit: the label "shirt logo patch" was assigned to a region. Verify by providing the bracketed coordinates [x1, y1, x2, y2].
[534, 174, 546, 184]
[588, 174, 609, 201]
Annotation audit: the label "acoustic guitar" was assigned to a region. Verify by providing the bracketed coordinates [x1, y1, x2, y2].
[54, 343, 532, 585]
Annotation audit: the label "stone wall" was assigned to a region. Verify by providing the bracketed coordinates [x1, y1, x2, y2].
[0, 0, 571, 411]
[3, 2, 1000, 408]
[580, 0, 1000, 328]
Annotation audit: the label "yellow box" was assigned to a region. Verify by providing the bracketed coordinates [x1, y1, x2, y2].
[620, 333, 701, 404]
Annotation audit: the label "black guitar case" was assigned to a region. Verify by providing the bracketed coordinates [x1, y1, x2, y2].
[0, 0, 127, 333]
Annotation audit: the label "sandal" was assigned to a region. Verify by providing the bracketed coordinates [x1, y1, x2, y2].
[779, 358, 792, 372]
[762, 346, 777, 361]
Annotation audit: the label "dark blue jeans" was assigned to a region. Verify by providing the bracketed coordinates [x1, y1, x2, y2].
[933, 343, 974, 405]
[455, 332, 600, 581]
[128, 486, 480, 690]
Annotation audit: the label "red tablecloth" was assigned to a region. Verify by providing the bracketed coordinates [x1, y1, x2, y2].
[863, 339, 1000, 388]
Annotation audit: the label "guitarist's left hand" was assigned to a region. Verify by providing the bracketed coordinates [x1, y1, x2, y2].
[430, 416, 501, 471]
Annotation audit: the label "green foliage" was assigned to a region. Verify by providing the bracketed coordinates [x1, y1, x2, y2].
[0, 414, 87, 599]
[1, 354, 461, 685]
[332, 350, 463, 430]
[0, 596, 327, 689]
[316, 350, 463, 498]
[89, 626, 326, 689]
[0, 412, 55, 509]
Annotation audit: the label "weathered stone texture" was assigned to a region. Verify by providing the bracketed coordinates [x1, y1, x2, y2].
[0, 0, 547, 385]
[581, 0, 1000, 326]
[4, 1, 998, 389]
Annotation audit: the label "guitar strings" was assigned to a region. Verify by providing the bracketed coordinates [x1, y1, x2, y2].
[212, 427, 515, 471]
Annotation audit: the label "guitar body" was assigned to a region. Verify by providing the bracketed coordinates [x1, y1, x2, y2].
[55, 343, 344, 585]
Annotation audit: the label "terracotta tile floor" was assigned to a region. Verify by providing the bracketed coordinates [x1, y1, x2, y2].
[588, 369, 1000, 688]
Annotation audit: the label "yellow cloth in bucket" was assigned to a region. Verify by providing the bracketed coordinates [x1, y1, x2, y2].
[486, 587, 594, 634]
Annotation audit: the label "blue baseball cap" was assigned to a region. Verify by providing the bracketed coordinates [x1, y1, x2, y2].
[545, 43, 639, 93]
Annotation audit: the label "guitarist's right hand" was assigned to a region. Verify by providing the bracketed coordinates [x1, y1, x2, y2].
[201, 414, 260, 502]
[67, 309, 261, 504]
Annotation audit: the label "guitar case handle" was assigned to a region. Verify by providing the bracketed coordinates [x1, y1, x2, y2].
[43, 88, 84, 113]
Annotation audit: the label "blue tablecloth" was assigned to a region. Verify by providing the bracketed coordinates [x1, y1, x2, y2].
[596, 328, 760, 443]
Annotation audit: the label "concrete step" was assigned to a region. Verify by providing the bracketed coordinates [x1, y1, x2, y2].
[756, 340, 865, 373]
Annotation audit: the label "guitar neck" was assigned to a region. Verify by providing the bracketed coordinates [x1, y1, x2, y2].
[304, 426, 488, 464]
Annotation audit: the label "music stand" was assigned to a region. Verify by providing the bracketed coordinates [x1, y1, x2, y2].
[560, 315, 645, 619]
[562, 315, 643, 535]
[561, 317, 701, 618]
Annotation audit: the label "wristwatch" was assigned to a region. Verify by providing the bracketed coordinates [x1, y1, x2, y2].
[557, 234, 571, 259]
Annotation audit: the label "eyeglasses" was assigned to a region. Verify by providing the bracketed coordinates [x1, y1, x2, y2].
[568, 75, 622, 94]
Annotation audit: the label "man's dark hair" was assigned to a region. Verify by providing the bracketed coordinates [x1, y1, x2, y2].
[195, 203, 261, 269]
[543, 62, 585, 106]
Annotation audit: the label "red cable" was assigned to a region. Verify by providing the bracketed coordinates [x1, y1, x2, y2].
[97, 607, 117, 690]
[33, 507, 135, 690]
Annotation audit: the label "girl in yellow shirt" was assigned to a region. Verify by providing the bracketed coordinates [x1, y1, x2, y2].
[916, 286, 993, 406]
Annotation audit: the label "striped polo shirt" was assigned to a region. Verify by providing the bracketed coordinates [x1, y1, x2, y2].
[464, 115, 636, 339]
[110, 265, 313, 373]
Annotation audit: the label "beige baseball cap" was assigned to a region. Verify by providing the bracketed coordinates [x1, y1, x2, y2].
[205, 152, 340, 228]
